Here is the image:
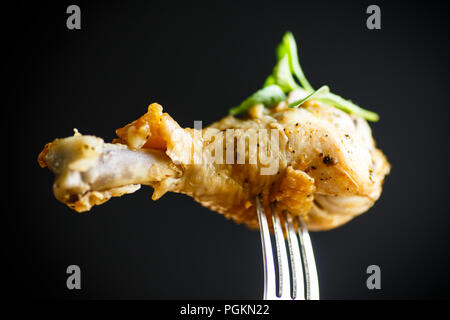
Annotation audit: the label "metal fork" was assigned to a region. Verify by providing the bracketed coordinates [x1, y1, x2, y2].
[256, 195, 319, 300]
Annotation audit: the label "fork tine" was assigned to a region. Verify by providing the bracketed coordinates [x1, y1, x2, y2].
[285, 214, 305, 300]
[257, 195, 319, 300]
[297, 216, 320, 300]
[271, 207, 291, 299]
[256, 195, 276, 300]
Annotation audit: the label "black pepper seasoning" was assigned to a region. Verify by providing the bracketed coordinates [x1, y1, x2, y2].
[323, 155, 338, 166]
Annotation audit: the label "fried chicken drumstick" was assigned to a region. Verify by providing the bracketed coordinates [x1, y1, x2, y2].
[39, 96, 389, 230]
[38, 32, 390, 231]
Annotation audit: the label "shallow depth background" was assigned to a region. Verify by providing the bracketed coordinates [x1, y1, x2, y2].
[3, 0, 450, 299]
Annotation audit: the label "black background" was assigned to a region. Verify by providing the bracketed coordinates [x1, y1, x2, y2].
[3, 0, 450, 299]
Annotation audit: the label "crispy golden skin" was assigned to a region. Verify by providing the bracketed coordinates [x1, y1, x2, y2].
[39, 95, 390, 231]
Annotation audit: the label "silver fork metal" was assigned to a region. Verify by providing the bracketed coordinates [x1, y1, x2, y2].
[256, 195, 319, 300]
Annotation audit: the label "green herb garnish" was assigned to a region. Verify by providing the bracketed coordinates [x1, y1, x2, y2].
[229, 31, 379, 122]
[276, 31, 313, 92]
[314, 92, 379, 122]
[229, 85, 286, 116]
[263, 54, 300, 93]
[288, 85, 330, 108]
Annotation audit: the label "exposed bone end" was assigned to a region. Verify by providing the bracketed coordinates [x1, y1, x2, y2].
[62, 184, 142, 212]
[39, 132, 179, 212]
[38, 134, 103, 172]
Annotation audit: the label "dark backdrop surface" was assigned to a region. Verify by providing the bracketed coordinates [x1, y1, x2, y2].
[3, 0, 450, 299]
